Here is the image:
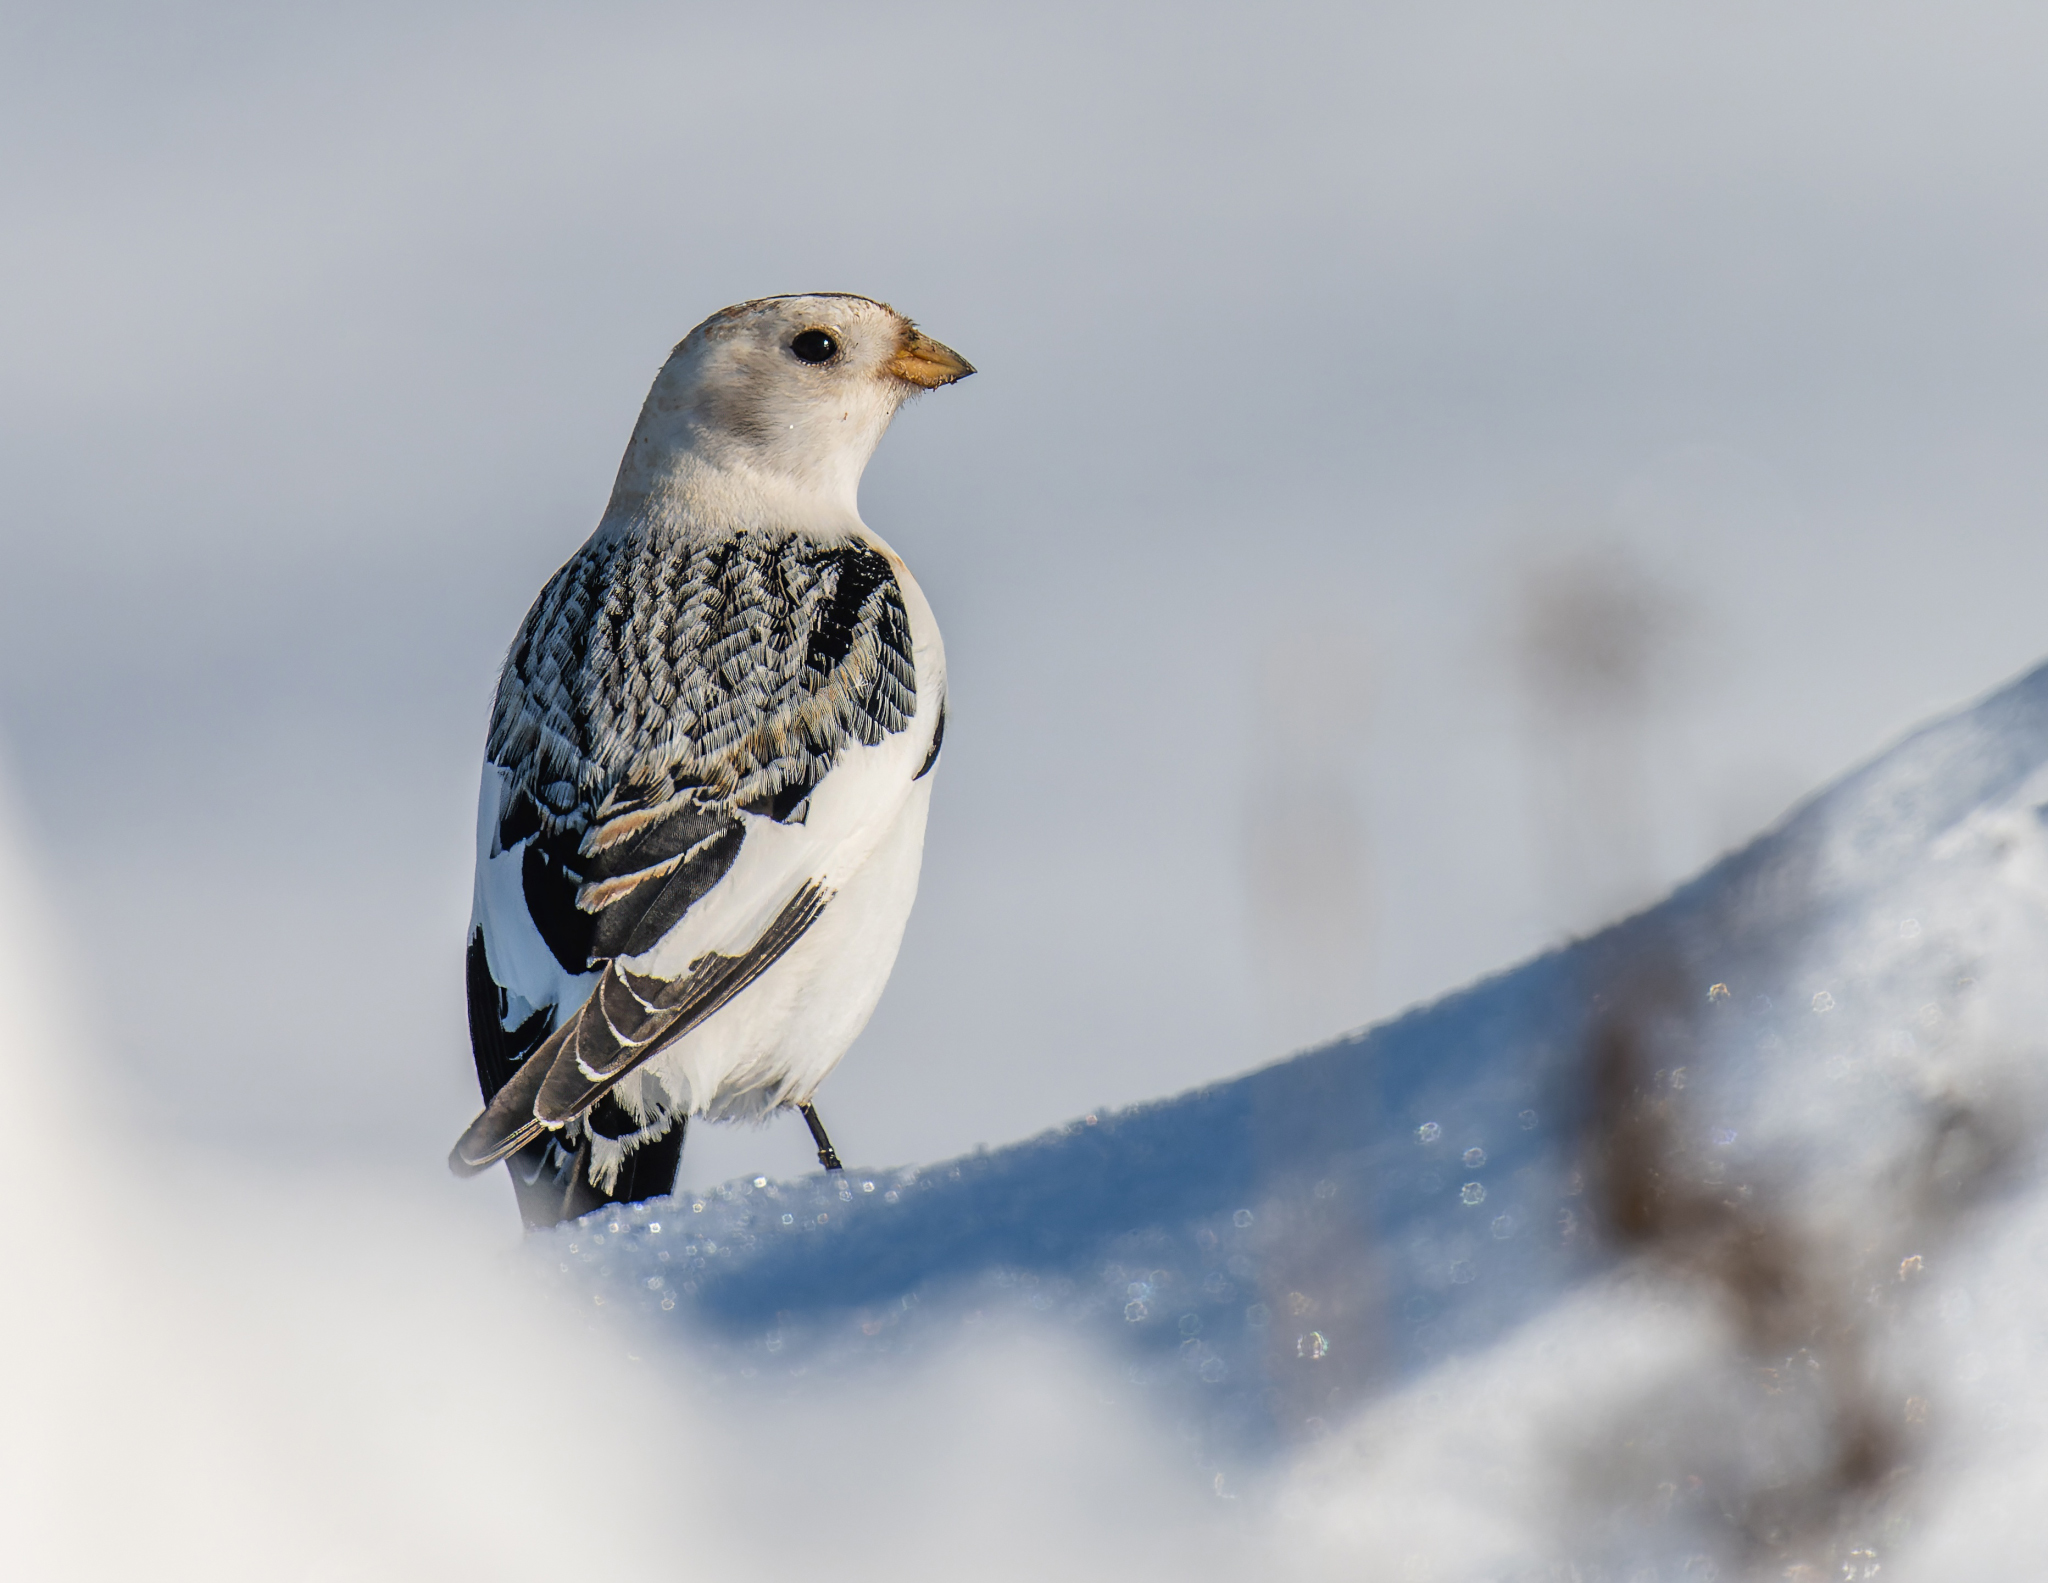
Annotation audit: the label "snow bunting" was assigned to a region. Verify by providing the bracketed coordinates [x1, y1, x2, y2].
[449, 294, 971, 1227]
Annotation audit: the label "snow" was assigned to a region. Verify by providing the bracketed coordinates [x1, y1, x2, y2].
[545, 655, 2048, 1573]
[10, 660, 2048, 1577]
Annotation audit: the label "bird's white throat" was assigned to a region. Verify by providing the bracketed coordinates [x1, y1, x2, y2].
[603, 338, 910, 537]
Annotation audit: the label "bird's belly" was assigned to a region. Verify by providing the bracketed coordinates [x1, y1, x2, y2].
[648, 776, 933, 1123]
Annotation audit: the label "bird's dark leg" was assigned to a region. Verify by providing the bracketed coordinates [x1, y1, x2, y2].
[799, 1103, 843, 1172]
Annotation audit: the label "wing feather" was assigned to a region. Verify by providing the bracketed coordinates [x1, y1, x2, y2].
[449, 883, 830, 1173]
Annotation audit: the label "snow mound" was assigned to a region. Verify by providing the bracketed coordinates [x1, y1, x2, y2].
[10, 662, 2048, 1578]
[549, 659, 2048, 1576]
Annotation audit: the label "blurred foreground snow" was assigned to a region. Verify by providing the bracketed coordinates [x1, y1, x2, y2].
[12, 662, 2048, 1578]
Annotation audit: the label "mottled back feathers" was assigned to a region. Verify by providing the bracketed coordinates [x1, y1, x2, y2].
[488, 527, 916, 973]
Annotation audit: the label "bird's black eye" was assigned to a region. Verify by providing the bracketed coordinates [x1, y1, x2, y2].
[790, 329, 838, 365]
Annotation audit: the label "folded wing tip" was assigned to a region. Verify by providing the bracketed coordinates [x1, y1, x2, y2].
[448, 1114, 550, 1176]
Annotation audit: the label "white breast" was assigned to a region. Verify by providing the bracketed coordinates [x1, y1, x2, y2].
[637, 542, 944, 1123]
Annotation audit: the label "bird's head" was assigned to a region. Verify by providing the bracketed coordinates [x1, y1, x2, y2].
[611, 293, 973, 524]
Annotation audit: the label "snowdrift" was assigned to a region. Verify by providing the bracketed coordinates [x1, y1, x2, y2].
[10, 659, 2048, 1579]
[551, 656, 2048, 1573]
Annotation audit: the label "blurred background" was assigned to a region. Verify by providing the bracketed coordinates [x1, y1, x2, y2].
[6, 0, 2048, 1200]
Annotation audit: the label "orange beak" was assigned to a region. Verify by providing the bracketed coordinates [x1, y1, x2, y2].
[886, 328, 975, 389]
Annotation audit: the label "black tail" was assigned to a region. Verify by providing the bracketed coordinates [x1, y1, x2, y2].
[467, 930, 685, 1228]
[501, 1104, 688, 1228]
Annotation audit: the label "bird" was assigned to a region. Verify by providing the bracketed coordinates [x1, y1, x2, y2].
[448, 294, 971, 1227]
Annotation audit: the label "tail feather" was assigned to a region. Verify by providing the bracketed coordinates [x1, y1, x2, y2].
[458, 926, 690, 1224]
[500, 1110, 688, 1229]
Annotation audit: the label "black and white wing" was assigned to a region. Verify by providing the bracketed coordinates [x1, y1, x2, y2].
[451, 526, 932, 1208]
